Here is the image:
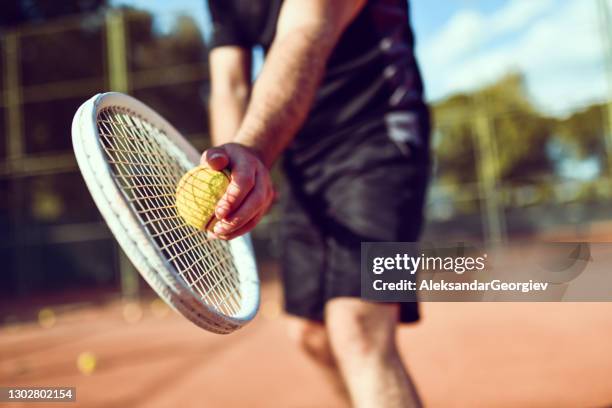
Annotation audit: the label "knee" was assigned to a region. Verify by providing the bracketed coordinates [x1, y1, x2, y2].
[286, 319, 334, 364]
[325, 300, 398, 364]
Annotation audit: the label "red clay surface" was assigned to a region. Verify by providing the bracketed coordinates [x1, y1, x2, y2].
[2, 277, 612, 408]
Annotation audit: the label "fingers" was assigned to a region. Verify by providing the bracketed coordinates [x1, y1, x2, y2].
[201, 147, 230, 170]
[198, 143, 274, 240]
[211, 209, 266, 241]
[215, 154, 257, 220]
[213, 172, 273, 236]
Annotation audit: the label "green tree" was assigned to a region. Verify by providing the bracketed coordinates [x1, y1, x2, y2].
[556, 104, 606, 162]
[433, 72, 555, 185]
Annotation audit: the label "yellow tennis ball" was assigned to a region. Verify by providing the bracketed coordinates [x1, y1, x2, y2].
[175, 166, 230, 230]
[77, 351, 97, 375]
[38, 308, 56, 329]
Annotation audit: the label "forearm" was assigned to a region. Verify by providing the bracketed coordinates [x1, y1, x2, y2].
[209, 90, 248, 146]
[233, 27, 336, 167]
[208, 46, 252, 147]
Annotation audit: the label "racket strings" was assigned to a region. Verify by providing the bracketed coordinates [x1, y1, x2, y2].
[96, 106, 243, 316]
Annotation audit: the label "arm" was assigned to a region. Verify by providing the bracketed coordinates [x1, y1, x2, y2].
[203, 0, 366, 239]
[208, 46, 251, 146]
[235, 0, 366, 167]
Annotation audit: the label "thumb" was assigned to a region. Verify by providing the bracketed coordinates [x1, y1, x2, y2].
[201, 147, 230, 171]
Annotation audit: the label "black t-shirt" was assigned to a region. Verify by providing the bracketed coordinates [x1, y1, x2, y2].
[208, 0, 427, 146]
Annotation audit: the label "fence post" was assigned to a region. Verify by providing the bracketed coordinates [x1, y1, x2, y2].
[2, 31, 28, 294]
[106, 10, 129, 92]
[105, 10, 139, 301]
[473, 96, 507, 245]
[597, 0, 612, 183]
[3, 32, 24, 162]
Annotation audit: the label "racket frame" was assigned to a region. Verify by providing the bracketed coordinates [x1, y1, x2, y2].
[72, 92, 259, 334]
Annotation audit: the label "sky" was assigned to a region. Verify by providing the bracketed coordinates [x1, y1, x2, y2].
[111, 0, 612, 117]
[412, 0, 610, 116]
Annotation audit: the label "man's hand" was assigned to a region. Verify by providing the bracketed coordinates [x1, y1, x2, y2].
[200, 143, 274, 240]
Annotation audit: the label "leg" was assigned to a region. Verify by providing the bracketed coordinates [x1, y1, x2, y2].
[325, 298, 422, 408]
[286, 316, 350, 401]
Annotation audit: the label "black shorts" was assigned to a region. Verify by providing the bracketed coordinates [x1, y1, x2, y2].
[279, 109, 430, 324]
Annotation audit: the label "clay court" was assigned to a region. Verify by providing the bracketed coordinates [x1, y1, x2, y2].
[2, 271, 612, 408]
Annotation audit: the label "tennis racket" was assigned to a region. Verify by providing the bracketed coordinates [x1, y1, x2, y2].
[72, 92, 259, 334]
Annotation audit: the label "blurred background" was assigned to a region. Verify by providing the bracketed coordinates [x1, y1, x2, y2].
[2, 1, 612, 407]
